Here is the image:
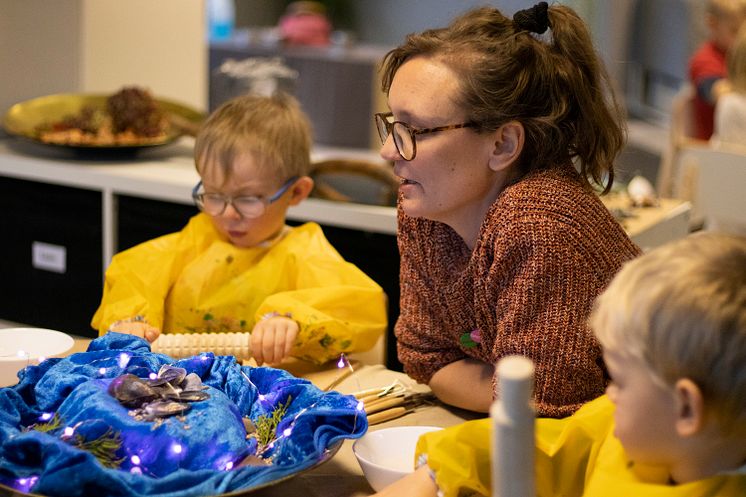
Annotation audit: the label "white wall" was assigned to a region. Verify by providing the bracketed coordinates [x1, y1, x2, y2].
[0, 0, 207, 121]
[80, 0, 207, 108]
[0, 1, 83, 117]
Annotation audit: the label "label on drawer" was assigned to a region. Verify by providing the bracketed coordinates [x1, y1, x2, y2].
[32, 241, 67, 274]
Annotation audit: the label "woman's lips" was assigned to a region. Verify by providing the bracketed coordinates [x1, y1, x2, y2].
[399, 178, 420, 195]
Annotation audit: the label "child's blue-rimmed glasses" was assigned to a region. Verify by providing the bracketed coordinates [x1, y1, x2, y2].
[191, 176, 298, 218]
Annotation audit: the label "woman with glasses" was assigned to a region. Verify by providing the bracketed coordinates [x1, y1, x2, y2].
[378, 3, 640, 416]
[92, 93, 387, 366]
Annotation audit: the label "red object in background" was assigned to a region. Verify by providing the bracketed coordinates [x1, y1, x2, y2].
[279, 12, 332, 46]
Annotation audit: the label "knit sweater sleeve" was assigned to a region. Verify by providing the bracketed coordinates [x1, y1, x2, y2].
[395, 212, 468, 383]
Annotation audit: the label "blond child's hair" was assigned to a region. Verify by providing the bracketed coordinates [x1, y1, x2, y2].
[728, 24, 746, 92]
[591, 232, 746, 430]
[194, 92, 312, 180]
[707, 0, 746, 19]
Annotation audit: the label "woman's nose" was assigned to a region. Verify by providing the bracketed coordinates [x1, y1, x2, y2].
[379, 134, 401, 162]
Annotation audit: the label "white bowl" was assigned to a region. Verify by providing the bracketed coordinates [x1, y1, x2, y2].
[353, 425, 442, 491]
[0, 328, 74, 387]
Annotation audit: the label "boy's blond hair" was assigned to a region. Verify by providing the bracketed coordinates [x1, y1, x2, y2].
[194, 92, 312, 180]
[728, 24, 746, 92]
[591, 233, 746, 430]
[707, 0, 746, 18]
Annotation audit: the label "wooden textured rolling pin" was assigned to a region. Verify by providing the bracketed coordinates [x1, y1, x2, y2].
[150, 332, 252, 361]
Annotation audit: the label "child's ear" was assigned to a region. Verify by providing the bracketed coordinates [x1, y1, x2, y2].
[488, 121, 524, 172]
[288, 176, 314, 206]
[673, 378, 705, 437]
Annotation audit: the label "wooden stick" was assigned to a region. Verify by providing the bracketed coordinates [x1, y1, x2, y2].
[350, 383, 402, 399]
[358, 393, 384, 404]
[362, 394, 401, 410]
[367, 406, 408, 425]
[364, 396, 405, 415]
[351, 387, 387, 399]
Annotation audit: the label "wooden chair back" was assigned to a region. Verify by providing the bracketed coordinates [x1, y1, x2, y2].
[309, 159, 398, 207]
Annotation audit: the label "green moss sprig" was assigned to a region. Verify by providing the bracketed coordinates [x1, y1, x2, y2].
[27, 413, 62, 433]
[251, 396, 292, 450]
[71, 428, 125, 469]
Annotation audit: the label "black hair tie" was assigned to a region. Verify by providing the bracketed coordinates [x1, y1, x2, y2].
[513, 2, 550, 34]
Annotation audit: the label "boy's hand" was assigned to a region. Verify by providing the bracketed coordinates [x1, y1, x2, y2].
[109, 319, 161, 343]
[251, 316, 298, 366]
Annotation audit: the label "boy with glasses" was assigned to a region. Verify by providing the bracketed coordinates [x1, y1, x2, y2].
[92, 93, 386, 366]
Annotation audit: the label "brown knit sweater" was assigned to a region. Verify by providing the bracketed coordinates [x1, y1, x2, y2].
[395, 164, 641, 418]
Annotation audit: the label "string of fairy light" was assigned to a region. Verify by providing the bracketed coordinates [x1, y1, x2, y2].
[8, 350, 364, 490]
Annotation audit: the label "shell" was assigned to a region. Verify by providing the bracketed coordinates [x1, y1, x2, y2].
[108, 374, 158, 408]
[109, 366, 210, 420]
[143, 400, 191, 419]
[148, 365, 187, 387]
[178, 391, 210, 402]
[181, 373, 207, 392]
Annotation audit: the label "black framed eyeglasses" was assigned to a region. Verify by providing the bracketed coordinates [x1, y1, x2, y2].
[191, 176, 298, 218]
[374, 112, 476, 161]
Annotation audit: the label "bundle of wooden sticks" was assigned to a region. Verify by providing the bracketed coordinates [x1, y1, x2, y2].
[350, 383, 436, 425]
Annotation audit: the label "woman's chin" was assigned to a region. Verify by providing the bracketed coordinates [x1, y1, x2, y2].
[400, 200, 440, 222]
[400, 199, 424, 218]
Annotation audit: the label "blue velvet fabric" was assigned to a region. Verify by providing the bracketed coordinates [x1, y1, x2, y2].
[0, 333, 367, 497]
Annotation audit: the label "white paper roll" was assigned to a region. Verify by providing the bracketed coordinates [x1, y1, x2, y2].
[490, 355, 535, 497]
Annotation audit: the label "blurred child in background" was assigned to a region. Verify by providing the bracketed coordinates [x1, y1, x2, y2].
[713, 24, 746, 148]
[688, 0, 746, 140]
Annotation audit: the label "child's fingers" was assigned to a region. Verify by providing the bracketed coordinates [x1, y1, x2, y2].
[284, 327, 298, 358]
[143, 326, 161, 343]
[109, 320, 161, 344]
[251, 327, 266, 365]
[109, 321, 145, 338]
[270, 321, 298, 365]
[273, 329, 286, 365]
[252, 317, 298, 365]
[262, 327, 278, 364]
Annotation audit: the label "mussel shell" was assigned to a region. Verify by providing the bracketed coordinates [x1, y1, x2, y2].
[148, 365, 187, 386]
[180, 372, 207, 392]
[108, 374, 159, 408]
[178, 391, 210, 402]
[155, 382, 182, 399]
[143, 400, 191, 418]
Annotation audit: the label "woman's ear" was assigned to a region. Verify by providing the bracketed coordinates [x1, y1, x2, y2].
[673, 378, 705, 437]
[488, 121, 524, 172]
[288, 176, 314, 206]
